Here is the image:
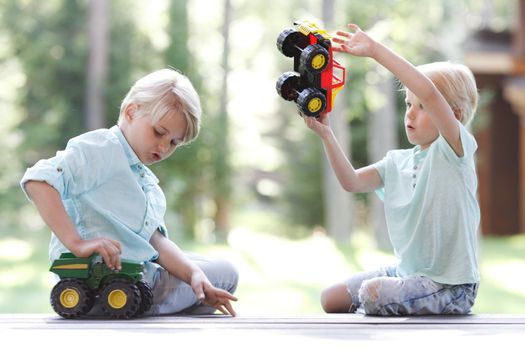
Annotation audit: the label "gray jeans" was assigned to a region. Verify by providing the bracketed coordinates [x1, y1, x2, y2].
[144, 253, 239, 315]
[345, 265, 478, 316]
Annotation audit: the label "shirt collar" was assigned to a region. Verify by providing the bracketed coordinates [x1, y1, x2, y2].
[413, 145, 429, 165]
[110, 125, 142, 167]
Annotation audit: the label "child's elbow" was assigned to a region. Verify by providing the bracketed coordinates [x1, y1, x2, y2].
[341, 182, 357, 193]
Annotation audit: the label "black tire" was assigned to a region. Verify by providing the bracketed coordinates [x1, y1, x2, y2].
[299, 44, 329, 74]
[135, 280, 153, 317]
[50, 279, 94, 319]
[276, 71, 300, 101]
[297, 88, 327, 117]
[276, 28, 309, 57]
[100, 278, 141, 319]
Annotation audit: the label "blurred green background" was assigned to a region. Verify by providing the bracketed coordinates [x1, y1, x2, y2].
[0, 0, 524, 315]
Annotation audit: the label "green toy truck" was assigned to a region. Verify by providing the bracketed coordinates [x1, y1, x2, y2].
[49, 252, 153, 319]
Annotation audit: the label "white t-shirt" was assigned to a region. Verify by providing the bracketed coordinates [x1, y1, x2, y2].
[373, 122, 480, 285]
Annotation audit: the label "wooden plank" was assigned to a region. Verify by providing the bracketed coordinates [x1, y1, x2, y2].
[1, 314, 524, 349]
[2, 313, 525, 325]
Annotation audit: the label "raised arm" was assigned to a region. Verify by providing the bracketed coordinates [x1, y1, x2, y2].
[304, 113, 382, 192]
[333, 24, 463, 156]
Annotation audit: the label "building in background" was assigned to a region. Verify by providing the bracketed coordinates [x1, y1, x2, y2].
[465, 0, 525, 235]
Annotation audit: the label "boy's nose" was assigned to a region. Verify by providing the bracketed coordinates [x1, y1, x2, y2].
[159, 141, 170, 153]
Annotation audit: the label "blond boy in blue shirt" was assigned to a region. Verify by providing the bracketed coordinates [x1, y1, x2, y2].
[305, 24, 480, 315]
[21, 69, 238, 316]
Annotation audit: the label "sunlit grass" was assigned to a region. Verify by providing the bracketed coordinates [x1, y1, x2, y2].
[0, 224, 524, 314]
[0, 238, 33, 261]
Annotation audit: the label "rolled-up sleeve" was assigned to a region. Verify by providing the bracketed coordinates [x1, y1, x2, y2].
[372, 157, 386, 201]
[20, 136, 113, 200]
[20, 150, 71, 200]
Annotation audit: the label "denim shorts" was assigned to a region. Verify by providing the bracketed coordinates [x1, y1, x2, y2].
[345, 265, 478, 316]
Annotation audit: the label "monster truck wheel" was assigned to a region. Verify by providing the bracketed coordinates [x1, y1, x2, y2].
[297, 88, 327, 117]
[299, 44, 329, 74]
[276, 71, 301, 101]
[135, 280, 153, 317]
[277, 28, 309, 57]
[50, 279, 94, 319]
[100, 278, 141, 319]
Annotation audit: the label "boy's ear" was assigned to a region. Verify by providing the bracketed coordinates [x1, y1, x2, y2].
[124, 103, 138, 121]
[453, 107, 463, 122]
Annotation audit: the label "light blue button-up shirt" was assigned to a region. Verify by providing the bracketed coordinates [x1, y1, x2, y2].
[21, 125, 167, 263]
[373, 121, 480, 285]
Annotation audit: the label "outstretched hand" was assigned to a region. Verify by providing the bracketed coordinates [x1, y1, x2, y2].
[191, 271, 238, 316]
[332, 23, 377, 58]
[302, 112, 332, 139]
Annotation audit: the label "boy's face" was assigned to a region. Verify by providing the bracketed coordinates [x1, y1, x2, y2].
[404, 90, 439, 150]
[121, 104, 187, 165]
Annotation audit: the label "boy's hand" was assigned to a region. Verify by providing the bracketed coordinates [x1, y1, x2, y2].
[332, 23, 377, 58]
[71, 237, 122, 270]
[302, 112, 332, 139]
[191, 271, 238, 316]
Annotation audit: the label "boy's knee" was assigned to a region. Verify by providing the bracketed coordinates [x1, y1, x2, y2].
[360, 279, 381, 301]
[216, 258, 239, 294]
[358, 279, 385, 314]
[359, 278, 402, 315]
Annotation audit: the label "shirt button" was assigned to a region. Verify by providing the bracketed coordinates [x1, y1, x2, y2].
[56, 167, 63, 172]
[412, 174, 416, 179]
[140, 173, 145, 178]
[145, 221, 149, 226]
[413, 165, 418, 170]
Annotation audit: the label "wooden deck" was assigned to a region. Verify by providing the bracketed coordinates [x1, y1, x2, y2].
[1, 314, 524, 349]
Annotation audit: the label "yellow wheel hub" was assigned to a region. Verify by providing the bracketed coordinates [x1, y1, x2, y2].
[311, 54, 326, 70]
[108, 289, 127, 309]
[308, 97, 323, 113]
[60, 288, 80, 309]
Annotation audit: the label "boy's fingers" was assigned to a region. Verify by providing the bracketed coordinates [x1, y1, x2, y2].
[196, 286, 205, 301]
[113, 254, 121, 270]
[98, 248, 113, 269]
[347, 23, 360, 31]
[111, 239, 122, 252]
[223, 300, 237, 316]
[218, 289, 238, 301]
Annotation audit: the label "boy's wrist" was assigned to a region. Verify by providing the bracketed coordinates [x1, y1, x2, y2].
[369, 40, 382, 61]
[320, 128, 335, 142]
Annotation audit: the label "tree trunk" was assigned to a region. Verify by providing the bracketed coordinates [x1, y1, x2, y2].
[214, 0, 233, 241]
[368, 71, 397, 250]
[85, 0, 108, 130]
[322, 0, 354, 243]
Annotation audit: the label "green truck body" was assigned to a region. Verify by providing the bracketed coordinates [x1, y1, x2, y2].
[49, 253, 153, 319]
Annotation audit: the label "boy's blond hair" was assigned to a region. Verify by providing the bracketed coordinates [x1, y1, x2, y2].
[418, 62, 478, 126]
[119, 68, 202, 145]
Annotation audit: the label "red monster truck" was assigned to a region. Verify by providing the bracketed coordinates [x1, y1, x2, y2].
[276, 21, 346, 117]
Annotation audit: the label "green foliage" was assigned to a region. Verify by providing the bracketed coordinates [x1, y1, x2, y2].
[1, 0, 87, 163]
[0, 0, 518, 242]
[279, 120, 324, 231]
